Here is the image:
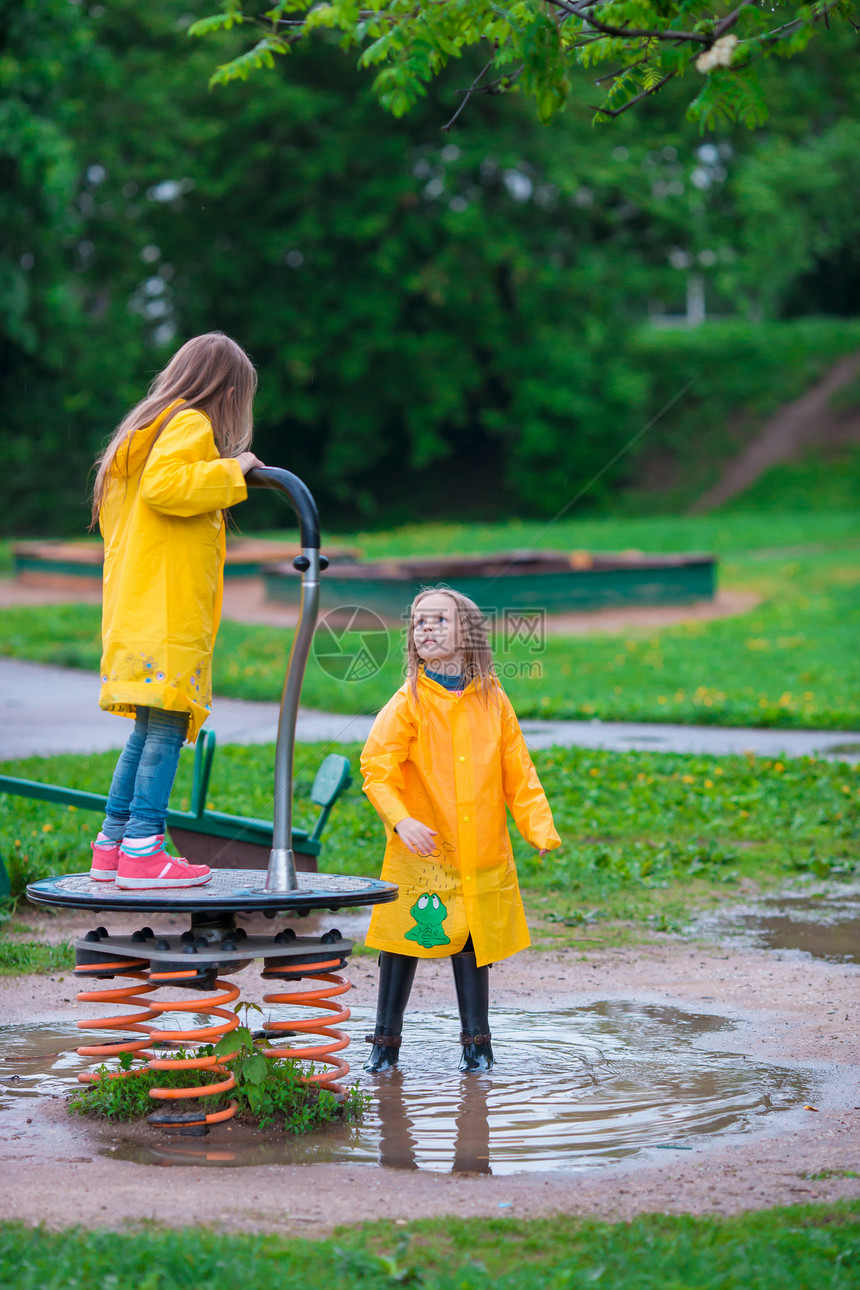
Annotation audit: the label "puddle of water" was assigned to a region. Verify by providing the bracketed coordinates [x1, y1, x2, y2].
[1, 1003, 815, 1174]
[0, 1023, 91, 1101]
[702, 892, 860, 964]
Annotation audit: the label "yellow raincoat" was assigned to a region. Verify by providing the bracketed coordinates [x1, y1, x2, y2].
[362, 671, 560, 967]
[98, 406, 247, 742]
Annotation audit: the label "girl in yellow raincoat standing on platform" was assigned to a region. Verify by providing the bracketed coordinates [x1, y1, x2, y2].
[362, 587, 561, 1073]
[87, 333, 265, 890]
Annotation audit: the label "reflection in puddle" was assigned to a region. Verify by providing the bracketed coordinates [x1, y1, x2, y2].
[0, 1003, 815, 1174]
[702, 891, 860, 963]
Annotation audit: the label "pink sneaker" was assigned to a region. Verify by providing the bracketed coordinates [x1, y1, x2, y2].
[90, 838, 120, 882]
[116, 839, 212, 889]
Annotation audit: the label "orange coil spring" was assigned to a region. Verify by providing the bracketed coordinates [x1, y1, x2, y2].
[75, 961, 240, 1125]
[76, 961, 158, 1064]
[261, 961, 352, 1096]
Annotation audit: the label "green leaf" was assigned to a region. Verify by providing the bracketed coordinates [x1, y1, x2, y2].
[209, 38, 284, 87]
[241, 1053, 270, 1086]
[187, 12, 245, 38]
[214, 1025, 253, 1058]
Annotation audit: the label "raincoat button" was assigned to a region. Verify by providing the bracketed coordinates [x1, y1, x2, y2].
[463, 814, 470, 821]
[459, 756, 465, 762]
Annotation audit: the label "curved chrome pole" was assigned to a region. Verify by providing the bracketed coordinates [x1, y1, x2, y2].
[245, 468, 322, 893]
[266, 548, 320, 892]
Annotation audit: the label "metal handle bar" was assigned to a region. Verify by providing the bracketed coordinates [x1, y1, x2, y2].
[245, 466, 322, 891]
[246, 466, 320, 550]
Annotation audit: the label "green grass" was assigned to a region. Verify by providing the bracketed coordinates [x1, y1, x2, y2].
[330, 510, 860, 557]
[0, 938, 73, 975]
[0, 603, 103, 672]
[1, 512, 858, 729]
[1, 1203, 859, 1288]
[2, 741, 857, 951]
[725, 445, 860, 515]
[212, 550, 860, 729]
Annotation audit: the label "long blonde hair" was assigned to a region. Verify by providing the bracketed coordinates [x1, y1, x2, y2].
[406, 586, 500, 702]
[90, 332, 257, 524]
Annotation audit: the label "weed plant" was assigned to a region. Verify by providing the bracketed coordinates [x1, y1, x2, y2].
[69, 1023, 368, 1132]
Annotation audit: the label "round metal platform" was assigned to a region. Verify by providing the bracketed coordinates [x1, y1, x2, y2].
[26, 868, 398, 915]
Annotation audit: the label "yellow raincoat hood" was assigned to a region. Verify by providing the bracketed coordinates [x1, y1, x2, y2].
[362, 670, 560, 967]
[98, 406, 247, 741]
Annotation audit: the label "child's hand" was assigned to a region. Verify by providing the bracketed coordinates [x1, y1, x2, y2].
[395, 817, 438, 855]
[237, 451, 266, 475]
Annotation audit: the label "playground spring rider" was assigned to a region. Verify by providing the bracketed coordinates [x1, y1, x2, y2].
[26, 468, 397, 1133]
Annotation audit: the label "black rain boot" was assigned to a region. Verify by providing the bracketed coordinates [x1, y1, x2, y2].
[364, 951, 418, 1072]
[451, 948, 494, 1073]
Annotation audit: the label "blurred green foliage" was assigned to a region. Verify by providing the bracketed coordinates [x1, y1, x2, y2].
[196, 0, 857, 131]
[2, 3, 860, 535]
[623, 320, 860, 513]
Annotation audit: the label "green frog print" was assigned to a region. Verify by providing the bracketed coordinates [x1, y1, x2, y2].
[404, 891, 450, 948]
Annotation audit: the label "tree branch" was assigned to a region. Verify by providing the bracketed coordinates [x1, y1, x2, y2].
[590, 70, 676, 118]
[474, 62, 525, 94]
[548, 0, 708, 44]
[442, 50, 498, 131]
[713, 0, 755, 38]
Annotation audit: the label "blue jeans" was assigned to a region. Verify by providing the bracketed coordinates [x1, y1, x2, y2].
[101, 708, 189, 841]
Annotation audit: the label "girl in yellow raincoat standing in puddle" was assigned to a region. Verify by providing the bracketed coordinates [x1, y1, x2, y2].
[362, 587, 561, 1072]
[88, 333, 265, 890]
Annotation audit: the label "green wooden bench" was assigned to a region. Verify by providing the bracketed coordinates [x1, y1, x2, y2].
[0, 730, 352, 885]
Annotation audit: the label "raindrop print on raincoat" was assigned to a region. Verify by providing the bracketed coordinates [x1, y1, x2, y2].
[362, 670, 561, 968]
[98, 405, 248, 742]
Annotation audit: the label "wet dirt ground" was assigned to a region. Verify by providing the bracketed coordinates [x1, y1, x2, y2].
[1, 932, 858, 1233]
